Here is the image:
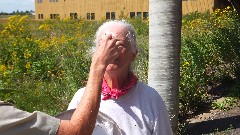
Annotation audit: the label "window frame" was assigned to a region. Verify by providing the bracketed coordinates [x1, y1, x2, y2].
[137, 12, 142, 19]
[143, 12, 148, 20]
[130, 12, 135, 18]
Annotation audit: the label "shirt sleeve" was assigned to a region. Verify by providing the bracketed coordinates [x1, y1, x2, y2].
[0, 104, 60, 135]
[67, 88, 85, 110]
[152, 95, 173, 135]
[143, 86, 173, 135]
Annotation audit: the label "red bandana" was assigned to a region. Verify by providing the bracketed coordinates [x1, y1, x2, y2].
[101, 73, 138, 100]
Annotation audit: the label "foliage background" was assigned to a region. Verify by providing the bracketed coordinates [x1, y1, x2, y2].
[0, 7, 239, 119]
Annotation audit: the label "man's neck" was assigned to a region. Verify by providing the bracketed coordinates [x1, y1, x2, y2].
[104, 71, 129, 89]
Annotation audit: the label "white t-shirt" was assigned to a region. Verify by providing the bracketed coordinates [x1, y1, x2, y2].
[68, 82, 173, 135]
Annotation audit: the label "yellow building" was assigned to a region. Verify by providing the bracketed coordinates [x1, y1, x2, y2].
[35, 0, 214, 20]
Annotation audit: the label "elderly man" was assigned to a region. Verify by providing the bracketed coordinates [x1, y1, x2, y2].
[0, 26, 121, 135]
[68, 20, 173, 135]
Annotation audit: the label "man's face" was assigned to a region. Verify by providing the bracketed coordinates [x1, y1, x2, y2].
[99, 24, 136, 73]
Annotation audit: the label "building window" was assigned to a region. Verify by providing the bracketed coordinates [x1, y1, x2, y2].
[106, 12, 110, 20]
[137, 12, 142, 19]
[130, 12, 135, 18]
[143, 12, 148, 20]
[91, 13, 95, 20]
[50, 14, 59, 19]
[87, 13, 95, 20]
[111, 12, 115, 20]
[38, 14, 44, 19]
[70, 13, 78, 19]
[106, 12, 115, 20]
[38, 0, 43, 3]
[87, 13, 90, 20]
[50, 0, 58, 2]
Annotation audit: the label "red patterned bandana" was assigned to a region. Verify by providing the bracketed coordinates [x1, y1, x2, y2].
[101, 73, 138, 100]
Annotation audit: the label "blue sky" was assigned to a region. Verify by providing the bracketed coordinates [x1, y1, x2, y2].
[0, 0, 34, 13]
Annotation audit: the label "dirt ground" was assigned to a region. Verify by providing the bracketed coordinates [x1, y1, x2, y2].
[0, 18, 8, 24]
[182, 98, 240, 135]
[180, 80, 240, 135]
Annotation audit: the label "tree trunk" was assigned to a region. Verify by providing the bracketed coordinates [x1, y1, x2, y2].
[148, 0, 182, 134]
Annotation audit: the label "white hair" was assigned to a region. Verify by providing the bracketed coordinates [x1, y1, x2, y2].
[93, 20, 138, 54]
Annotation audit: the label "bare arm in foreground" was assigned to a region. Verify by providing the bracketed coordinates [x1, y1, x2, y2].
[57, 34, 121, 135]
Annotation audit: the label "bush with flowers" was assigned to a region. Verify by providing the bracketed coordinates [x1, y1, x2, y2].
[0, 15, 148, 115]
[180, 6, 240, 117]
[0, 6, 239, 119]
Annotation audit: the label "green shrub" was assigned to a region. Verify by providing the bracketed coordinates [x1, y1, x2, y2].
[0, 16, 149, 115]
[180, 6, 240, 117]
[0, 7, 239, 118]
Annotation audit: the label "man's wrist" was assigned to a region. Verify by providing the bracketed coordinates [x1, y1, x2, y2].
[90, 62, 107, 73]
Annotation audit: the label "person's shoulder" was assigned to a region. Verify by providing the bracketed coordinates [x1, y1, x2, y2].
[135, 82, 167, 112]
[71, 87, 86, 100]
[74, 87, 86, 95]
[137, 82, 160, 96]
[136, 82, 165, 102]
[67, 87, 86, 110]
[0, 101, 13, 106]
[0, 101, 5, 104]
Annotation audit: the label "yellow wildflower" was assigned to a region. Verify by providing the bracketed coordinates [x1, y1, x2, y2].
[39, 24, 50, 31]
[63, 18, 69, 22]
[8, 16, 17, 22]
[1, 30, 7, 35]
[24, 49, 32, 58]
[19, 16, 28, 23]
[3, 71, 7, 77]
[25, 62, 31, 69]
[0, 65, 6, 72]
[24, 53, 32, 59]
[12, 51, 17, 57]
[183, 62, 189, 67]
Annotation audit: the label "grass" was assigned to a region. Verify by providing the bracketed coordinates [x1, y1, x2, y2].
[0, 18, 8, 25]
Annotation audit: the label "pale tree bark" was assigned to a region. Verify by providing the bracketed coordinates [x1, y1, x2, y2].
[148, 0, 182, 134]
